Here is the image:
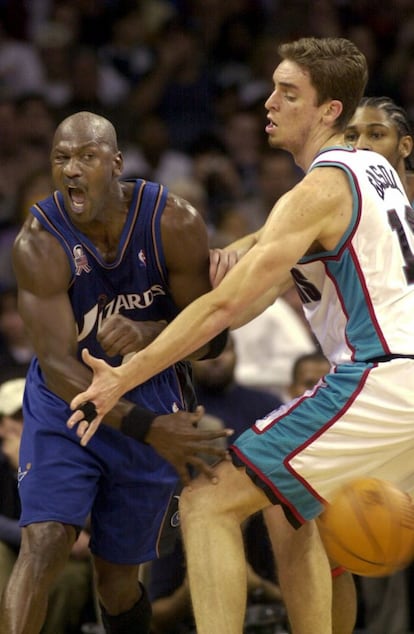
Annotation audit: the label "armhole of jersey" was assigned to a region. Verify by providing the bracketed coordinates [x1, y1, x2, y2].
[299, 160, 361, 262]
[146, 182, 169, 286]
[30, 201, 77, 281]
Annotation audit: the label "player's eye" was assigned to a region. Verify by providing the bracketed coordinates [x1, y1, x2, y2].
[344, 132, 358, 143]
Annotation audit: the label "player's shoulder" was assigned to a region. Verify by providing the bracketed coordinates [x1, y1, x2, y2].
[13, 214, 67, 273]
[162, 190, 207, 234]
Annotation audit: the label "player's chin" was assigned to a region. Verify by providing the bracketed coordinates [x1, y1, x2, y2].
[267, 135, 280, 149]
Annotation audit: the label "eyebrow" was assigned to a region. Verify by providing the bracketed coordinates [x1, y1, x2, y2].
[52, 140, 101, 152]
[346, 123, 390, 130]
[277, 81, 299, 91]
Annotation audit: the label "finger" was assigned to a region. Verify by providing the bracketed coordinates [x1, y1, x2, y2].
[70, 390, 94, 411]
[81, 347, 102, 370]
[203, 428, 234, 440]
[209, 253, 220, 286]
[76, 420, 90, 438]
[67, 408, 86, 428]
[80, 417, 102, 446]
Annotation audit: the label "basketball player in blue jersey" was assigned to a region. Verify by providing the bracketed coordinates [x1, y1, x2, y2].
[0, 111, 230, 634]
[69, 37, 414, 633]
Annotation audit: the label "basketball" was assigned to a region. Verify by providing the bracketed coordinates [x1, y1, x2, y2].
[318, 477, 414, 577]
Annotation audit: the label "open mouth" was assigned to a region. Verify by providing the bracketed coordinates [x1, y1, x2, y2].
[68, 186, 86, 214]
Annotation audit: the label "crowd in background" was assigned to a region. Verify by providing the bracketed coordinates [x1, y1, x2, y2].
[0, 1, 414, 632]
[1, 0, 414, 295]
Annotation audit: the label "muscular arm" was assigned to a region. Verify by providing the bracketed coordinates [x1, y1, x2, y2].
[13, 217, 131, 424]
[161, 192, 227, 359]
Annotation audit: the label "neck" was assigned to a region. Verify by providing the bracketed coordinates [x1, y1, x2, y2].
[294, 131, 344, 171]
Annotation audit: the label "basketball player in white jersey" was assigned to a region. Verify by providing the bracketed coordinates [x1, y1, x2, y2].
[68, 37, 414, 633]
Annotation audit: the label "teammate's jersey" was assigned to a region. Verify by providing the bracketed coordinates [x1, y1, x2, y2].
[28, 178, 196, 414]
[291, 146, 414, 365]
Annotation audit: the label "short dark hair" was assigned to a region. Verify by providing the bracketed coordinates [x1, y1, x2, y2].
[358, 96, 414, 170]
[278, 37, 368, 131]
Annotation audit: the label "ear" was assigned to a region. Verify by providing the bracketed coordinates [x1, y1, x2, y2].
[322, 99, 343, 125]
[113, 151, 123, 176]
[399, 135, 413, 159]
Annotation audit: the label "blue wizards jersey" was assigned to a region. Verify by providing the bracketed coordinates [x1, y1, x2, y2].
[28, 178, 196, 414]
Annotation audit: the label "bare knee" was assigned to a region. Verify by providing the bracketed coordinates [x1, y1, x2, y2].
[21, 522, 75, 577]
[180, 461, 268, 527]
[179, 477, 219, 521]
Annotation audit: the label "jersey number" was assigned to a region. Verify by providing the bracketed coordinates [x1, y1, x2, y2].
[387, 205, 414, 284]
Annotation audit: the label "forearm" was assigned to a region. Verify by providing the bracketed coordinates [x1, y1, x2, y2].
[230, 287, 279, 330]
[118, 289, 232, 394]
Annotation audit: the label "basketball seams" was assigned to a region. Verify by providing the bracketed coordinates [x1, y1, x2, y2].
[318, 477, 414, 576]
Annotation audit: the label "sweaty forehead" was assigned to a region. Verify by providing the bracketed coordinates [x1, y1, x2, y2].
[53, 117, 116, 150]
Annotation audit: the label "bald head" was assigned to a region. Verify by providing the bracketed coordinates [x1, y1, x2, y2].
[53, 111, 118, 152]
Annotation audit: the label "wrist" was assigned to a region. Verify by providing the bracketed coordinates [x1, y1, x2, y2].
[120, 405, 158, 443]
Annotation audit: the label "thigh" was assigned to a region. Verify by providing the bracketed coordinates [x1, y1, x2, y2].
[19, 421, 101, 529]
[90, 446, 179, 565]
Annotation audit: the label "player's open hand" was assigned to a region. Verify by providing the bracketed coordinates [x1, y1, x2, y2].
[67, 348, 125, 445]
[146, 406, 233, 486]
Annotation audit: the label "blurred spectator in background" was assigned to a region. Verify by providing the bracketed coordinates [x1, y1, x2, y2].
[100, 5, 163, 89]
[0, 287, 33, 383]
[0, 19, 45, 98]
[220, 108, 267, 200]
[33, 19, 75, 110]
[231, 295, 316, 397]
[0, 377, 94, 634]
[122, 113, 193, 185]
[284, 351, 331, 402]
[191, 133, 244, 227]
[0, 97, 22, 227]
[56, 46, 129, 124]
[0, 167, 53, 292]
[192, 333, 284, 438]
[128, 23, 216, 151]
[238, 148, 302, 231]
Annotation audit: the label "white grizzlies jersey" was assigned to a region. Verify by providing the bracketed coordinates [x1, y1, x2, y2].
[292, 146, 414, 365]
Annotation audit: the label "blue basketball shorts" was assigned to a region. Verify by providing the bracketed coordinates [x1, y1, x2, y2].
[19, 391, 180, 565]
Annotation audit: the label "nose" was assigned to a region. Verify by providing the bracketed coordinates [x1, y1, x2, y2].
[265, 89, 279, 112]
[355, 136, 372, 151]
[63, 156, 82, 178]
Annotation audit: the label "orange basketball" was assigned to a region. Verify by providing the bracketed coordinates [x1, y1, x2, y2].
[318, 477, 414, 576]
